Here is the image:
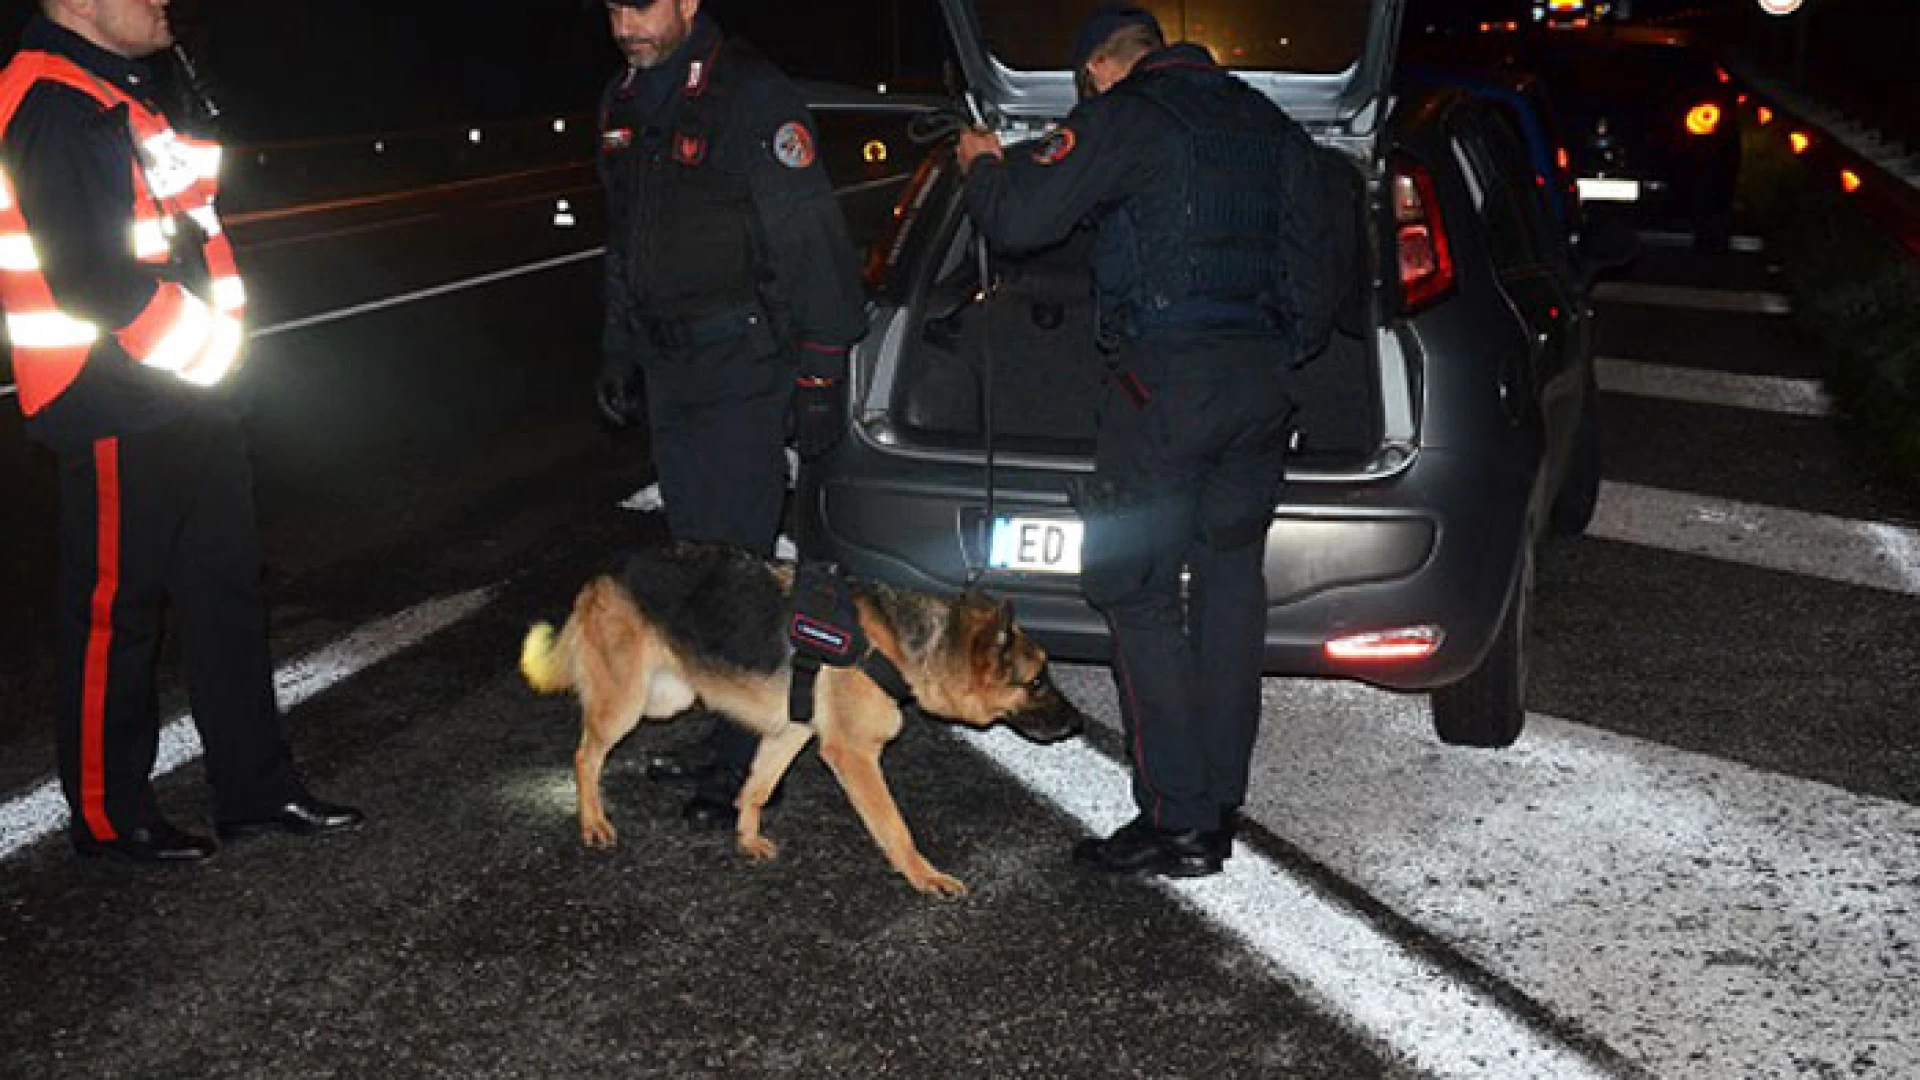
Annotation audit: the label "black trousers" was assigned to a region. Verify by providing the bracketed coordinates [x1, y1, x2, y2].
[54, 411, 299, 841]
[643, 339, 794, 773]
[1078, 336, 1292, 835]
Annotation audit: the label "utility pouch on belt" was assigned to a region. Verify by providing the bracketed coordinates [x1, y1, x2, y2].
[788, 563, 913, 723]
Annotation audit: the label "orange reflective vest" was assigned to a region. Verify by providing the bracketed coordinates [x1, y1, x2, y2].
[0, 49, 246, 418]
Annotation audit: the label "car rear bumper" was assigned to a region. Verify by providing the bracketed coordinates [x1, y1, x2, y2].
[807, 442, 1533, 693]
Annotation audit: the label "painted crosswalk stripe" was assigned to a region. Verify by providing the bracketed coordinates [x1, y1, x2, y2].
[960, 723, 1622, 1079]
[1596, 358, 1833, 417]
[1593, 281, 1792, 315]
[0, 586, 495, 861]
[1592, 481, 1920, 596]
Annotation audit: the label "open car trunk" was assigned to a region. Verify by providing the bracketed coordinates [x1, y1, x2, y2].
[880, 154, 1390, 476]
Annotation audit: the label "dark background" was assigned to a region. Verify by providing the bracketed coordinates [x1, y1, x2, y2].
[1, 0, 955, 142]
[2, 1, 1913, 152]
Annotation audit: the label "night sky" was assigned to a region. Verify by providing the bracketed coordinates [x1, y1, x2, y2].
[2, 0, 1867, 146]
[1, 0, 951, 142]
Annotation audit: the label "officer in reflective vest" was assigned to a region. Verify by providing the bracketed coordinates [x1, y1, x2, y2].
[958, 6, 1310, 878]
[592, 0, 868, 828]
[0, 0, 361, 862]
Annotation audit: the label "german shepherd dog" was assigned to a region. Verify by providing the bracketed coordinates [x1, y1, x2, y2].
[521, 542, 1087, 896]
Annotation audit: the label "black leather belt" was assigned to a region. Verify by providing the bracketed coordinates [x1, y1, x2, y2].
[643, 303, 767, 350]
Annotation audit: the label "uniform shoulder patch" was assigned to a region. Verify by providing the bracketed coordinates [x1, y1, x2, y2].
[773, 121, 817, 169]
[1032, 126, 1077, 166]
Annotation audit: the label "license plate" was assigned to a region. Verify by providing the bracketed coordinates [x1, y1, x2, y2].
[989, 516, 1083, 575]
[1577, 177, 1641, 203]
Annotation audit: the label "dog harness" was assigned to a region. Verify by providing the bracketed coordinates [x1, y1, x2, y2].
[788, 562, 915, 724]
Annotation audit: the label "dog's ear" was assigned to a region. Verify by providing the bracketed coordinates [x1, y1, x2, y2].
[965, 595, 1017, 682]
[991, 597, 1014, 649]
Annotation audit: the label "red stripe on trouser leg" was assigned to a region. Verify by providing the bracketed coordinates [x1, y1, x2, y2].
[1112, 639, 1164, 830]
[79, 438, 121, 841]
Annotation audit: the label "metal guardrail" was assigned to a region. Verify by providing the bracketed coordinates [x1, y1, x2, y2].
[1728, 63, 1920, 257]
[1733, 65, 1920, 190]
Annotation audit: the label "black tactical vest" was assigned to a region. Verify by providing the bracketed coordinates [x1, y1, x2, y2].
[1093, 55, 1303, 342]
[606, 37, 773, 324]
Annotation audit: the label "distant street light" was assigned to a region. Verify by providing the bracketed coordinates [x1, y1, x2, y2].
[1757, 0, 1802, 14]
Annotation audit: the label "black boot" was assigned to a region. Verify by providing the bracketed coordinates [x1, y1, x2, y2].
[681, 767, 785, 830]
[1202, 809, 1240, 864]
[217, 793, 365, 840]
[73, 820, 217, 864]
[1072, 815, 1221, 878]
[642, 743, 721, 784]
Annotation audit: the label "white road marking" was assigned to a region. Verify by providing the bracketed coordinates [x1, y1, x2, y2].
[1638, 229, 1766, 253]
[960, 721, 1622, 1079]
[618, 483, 664, 513]
[1596, 357, 1833, 417]
[1592, 481, 1920, 596]
[247, 249, 607, 340]
[241, 212, 445, 253]
[4, 176, 900, 396]
[243, 185, 605, 254]
[1153, 672, 1920, 1080]
[0, 586, 494, 861]
[223, 163, 588, 226]
[1594, 280, 1792, 315]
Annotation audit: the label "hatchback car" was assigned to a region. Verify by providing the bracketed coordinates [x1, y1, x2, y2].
[800, 0, 1606, 747]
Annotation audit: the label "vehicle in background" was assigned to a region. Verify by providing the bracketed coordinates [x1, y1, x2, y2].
[1397, 60, 1640, 274]
[805, 0, 1607, 748]
[1423, 23, 1740, 251]
[1399, 64, 1583, 235]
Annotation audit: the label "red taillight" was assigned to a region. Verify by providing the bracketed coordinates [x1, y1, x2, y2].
[1685, 103, 1722, 136]
[1756, 106, 1774, 126]
[1391, 159, 1455, 313]
[1325, 626, 1445, 663]
[1556, 147, 1570, 172]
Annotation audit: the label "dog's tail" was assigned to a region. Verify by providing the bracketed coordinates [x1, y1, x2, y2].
[520, 620, 572, 694]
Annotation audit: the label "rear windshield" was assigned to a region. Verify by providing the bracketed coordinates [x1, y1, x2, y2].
[973, 0, 1373, 75]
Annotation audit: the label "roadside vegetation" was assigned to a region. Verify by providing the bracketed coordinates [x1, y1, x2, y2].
[1738, 123, 1920, 491]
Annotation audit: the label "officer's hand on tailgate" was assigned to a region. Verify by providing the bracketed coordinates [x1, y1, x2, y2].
[791, 377, 847, 458]
[956, 129, 1003, 176]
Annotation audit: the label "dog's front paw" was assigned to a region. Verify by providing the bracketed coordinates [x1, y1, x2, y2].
[908, 867, 968, 898]
[580, 816, 619, 849]
[739, 834, 780, 862]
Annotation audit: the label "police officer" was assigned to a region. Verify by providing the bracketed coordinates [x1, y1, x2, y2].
[592, 0, 867, 827]
[957, 6, 1311, 878]
[0, 0, 361, 863]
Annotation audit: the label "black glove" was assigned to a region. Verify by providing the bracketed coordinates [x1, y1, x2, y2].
[596, 352, 642, 428]
[790, 378, 847, 459]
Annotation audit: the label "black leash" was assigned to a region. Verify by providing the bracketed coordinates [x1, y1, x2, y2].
[962, 91, 998, 589]
[971, 225, 999, 589]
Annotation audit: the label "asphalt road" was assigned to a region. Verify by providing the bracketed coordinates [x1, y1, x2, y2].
[2, 148, 1917, 1077]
